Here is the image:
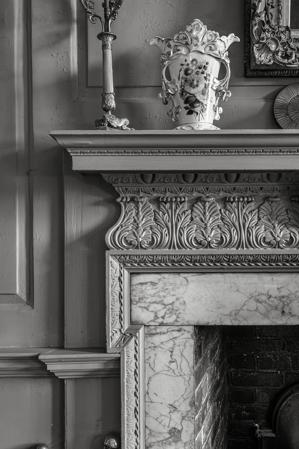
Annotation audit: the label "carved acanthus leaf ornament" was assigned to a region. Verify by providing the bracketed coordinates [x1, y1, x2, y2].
[104, 172, 299, 251]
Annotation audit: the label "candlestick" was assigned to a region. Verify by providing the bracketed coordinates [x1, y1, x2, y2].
[80, 0, 131, 130]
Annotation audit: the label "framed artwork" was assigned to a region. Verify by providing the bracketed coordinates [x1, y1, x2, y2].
[245, 0, 299, 76]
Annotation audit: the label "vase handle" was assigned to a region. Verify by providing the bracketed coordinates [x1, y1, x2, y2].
[215, 58, 231, 101]
[161, 60, 178, 101]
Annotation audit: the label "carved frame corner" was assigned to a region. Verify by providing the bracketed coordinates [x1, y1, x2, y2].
[245, 0, 299, 77]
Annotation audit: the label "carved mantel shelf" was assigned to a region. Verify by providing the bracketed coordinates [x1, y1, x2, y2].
[51, 129, 299, 171]
[52, 128, 299, 252]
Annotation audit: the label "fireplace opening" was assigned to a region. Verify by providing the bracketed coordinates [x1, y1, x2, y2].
[194, 325, 299, 449]
[133, 272, 299, 449]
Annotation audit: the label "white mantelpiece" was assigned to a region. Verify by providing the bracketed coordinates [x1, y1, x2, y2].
[51, 129, 299, 171]
[52, 129, 299, 449]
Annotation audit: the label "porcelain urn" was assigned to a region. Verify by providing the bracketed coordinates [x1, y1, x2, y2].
[150, 19, 240, 130]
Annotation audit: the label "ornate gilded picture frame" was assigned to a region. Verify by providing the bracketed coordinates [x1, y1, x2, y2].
[246, 0, 299, 76]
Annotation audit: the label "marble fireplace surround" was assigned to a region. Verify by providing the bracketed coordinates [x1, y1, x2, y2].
[51, 130, 299, 449]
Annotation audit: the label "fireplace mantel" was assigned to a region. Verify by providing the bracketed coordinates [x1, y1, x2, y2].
[52, 129, 299, 253]
[51, 129, 299, 171]
[52, 129, 299, 449]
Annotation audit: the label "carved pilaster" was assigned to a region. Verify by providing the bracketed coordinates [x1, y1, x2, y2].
[121, 326, 145, 449]
[107, 255, 125, 350]
[104, 172, 299, 251]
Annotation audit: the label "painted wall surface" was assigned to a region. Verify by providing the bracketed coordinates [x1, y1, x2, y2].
[1, 0, 299, 447]
[84, 0, 299, 130]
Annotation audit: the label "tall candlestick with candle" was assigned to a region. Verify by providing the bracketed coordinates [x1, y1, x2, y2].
[80, 0, 131, 129]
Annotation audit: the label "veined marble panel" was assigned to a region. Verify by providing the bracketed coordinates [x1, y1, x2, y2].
[131, 273, 299, 325]
[145, 326, 195, 449]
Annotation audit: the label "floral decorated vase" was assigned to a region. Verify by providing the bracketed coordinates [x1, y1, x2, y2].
[150, 19, 240, 130]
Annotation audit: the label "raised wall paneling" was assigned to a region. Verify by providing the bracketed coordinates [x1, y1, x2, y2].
[65, 378, 120, 449]
[0, 0, 121, 447]
[0, 378, 64, 448]
[0, 0, 32, 307]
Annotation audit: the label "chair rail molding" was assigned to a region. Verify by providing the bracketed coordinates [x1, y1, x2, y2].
[0, 349, 119, 378]
[39, 351, 120, 379]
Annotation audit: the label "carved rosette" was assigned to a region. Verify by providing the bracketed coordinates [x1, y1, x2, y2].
[104, 172, 299, 251]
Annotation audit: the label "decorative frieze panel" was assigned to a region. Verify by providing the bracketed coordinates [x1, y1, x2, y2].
[104, 172, 299, 250]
